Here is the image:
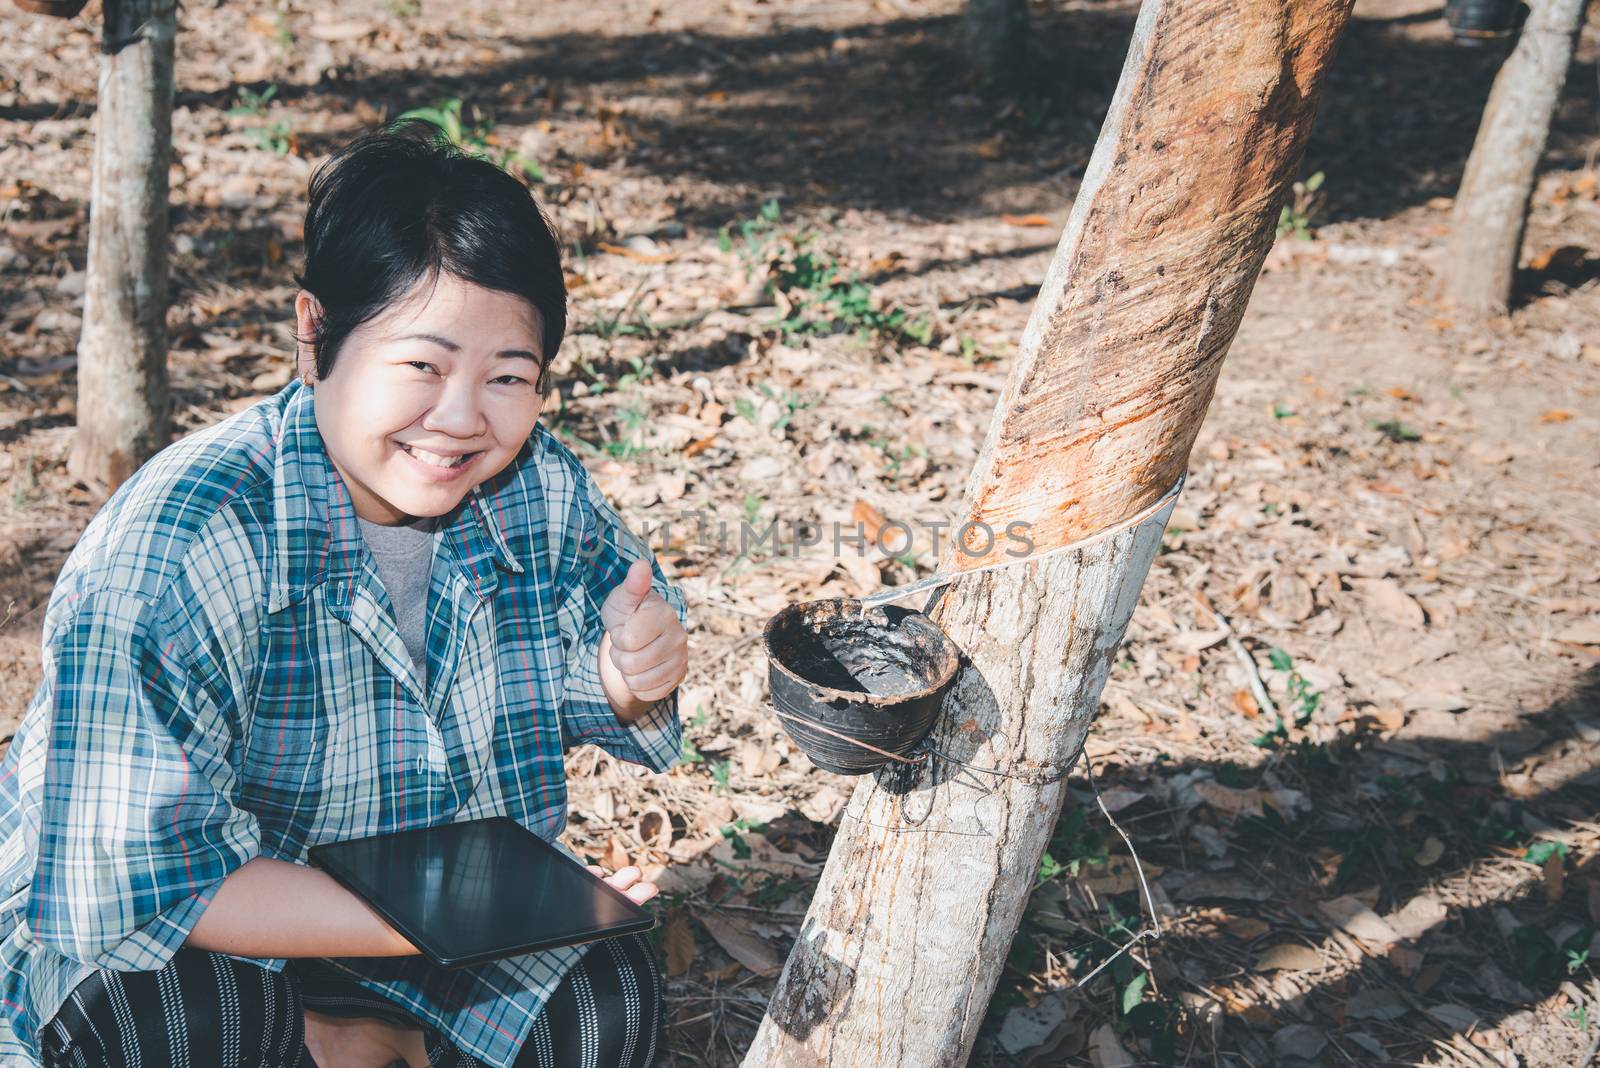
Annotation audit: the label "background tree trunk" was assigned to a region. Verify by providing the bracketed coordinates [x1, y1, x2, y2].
[964, 0, 1030, 93]
[69, 0, 176, 494]
[1445, 0, 1590, 315]
[741, 0, 1354, 1064]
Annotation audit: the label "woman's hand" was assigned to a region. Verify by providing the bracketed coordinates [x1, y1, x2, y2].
[301, 1007, 429, 1068]
[599, 560, 689, 706]
[586, 856, 659, 906]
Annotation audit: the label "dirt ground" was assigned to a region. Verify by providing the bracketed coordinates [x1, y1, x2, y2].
[3, 0, 1599, 1064]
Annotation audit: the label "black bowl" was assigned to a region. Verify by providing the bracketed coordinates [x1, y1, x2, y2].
[762, 598, 961, 775]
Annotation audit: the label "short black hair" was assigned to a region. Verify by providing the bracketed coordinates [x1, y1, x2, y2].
[294, 122, 565, 390]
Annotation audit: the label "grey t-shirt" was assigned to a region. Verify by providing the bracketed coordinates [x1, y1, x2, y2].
[356, 511, 439, 687]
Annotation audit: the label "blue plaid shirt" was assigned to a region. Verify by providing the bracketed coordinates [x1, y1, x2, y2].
[0, 378, 687, 1066]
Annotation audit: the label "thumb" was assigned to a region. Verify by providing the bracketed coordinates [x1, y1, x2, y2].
[601, 559, 655, 632]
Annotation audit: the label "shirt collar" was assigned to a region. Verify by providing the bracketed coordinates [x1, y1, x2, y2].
[267, 379, 523, 615]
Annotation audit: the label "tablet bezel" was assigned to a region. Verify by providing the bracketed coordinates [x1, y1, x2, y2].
[307, 815, 657, 969]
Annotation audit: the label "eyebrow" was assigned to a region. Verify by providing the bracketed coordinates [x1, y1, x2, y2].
[394, 333, 541, 362]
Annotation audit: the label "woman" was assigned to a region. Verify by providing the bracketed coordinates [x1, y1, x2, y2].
[0, 126, 691, 1067]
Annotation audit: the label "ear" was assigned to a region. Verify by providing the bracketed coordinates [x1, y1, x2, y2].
[294, 290, 325, 383]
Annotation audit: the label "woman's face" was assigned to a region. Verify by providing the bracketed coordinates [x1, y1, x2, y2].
[295, 273, 547, 525]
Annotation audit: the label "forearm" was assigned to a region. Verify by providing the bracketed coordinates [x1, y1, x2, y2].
[184, 856, 419, 959]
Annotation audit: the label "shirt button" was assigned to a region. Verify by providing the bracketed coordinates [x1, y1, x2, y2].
[415, 755, 428, 776]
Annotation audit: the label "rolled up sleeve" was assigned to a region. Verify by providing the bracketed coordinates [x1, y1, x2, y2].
[28, 588, 260, 971]
[553, 471, 689, 773]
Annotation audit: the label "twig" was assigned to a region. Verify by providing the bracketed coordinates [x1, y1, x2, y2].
[1205, 605, 1278, 718]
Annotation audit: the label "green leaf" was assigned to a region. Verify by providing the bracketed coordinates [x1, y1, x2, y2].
[1120, 970, 1148, 1015]
[1525, 840, 1570, 865]
[1268, 648, 1293, 672]
[1305, 170, 1325, 192]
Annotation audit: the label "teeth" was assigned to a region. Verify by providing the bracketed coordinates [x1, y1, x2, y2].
[402, 444, 473, 468]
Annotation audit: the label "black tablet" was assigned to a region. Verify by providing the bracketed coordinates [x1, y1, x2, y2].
[307, 816, 656, 970]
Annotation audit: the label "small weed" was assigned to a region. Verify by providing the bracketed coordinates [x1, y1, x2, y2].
[679, 737, 703, 764]
[710, 758, 731, 793]
[1372, 418, 1422, 443]
[721, 200, 932, 346]
[1277, 170, 1325, 241]
[1272, 403, 1295, 420]
[394, 98, 547, 182]
[742, 494, 763, 525]
[1252, 647, 1321, 746]
[382, 0, 421, 15]
[228, 84, 278, 117]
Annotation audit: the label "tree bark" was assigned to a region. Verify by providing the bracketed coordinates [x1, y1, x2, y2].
[741, 0, 1353, 1064]
[69, 0, 176, 494]
[1445, 0, 1590, 315]
[964, 0, 1030, 93]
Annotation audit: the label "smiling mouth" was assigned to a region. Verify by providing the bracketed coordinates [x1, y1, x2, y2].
[398, 443, 481, 469]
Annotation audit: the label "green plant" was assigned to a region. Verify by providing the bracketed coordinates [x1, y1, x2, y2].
[1372, 419, 1422, 443]
[1277, 170, 1325, 240]
[251, 119, 295, 157]
[394, 98, 546, 182]
[1253, 647, 1322, 747]
[720, 200, 932, 346]
[229, 84, 278, 117]
[679, 737, 703, 764]
[710, 758, 732, 794]
[742, 494, 763, 525]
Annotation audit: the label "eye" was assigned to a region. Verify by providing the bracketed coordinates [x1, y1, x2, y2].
[493, 375, 529, 386]
[407, 361, 439, 374]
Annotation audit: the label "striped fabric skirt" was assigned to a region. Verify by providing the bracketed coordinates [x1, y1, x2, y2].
[36, 933, 663, 1068]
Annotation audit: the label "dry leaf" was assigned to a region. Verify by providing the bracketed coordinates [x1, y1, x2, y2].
[1088, 1024, 1135, 1068]
[604, 836, 630, 872]
[1223, 916, 1271, 940]
[663, 912, 697, 976]
[1256, 942, 1324, 973]
[695, 912, 783, 976]
[1538, 409, 1574, 423]
[1554, 619, 1600, 645]
[1193, 780, 1265, 818]
[597, 241, 678, 264]
[1412, 837, 1444, 867]
[1174, 628, 1228, 653]
[1543, 851, 1565, 905]
[1270, 572, 1315, 622]
[1231, 689, 1261, 719]
[1001, 213, 1052, 227]
[1350, 578, 1426, 630]
[1317, 895, 1399, 950]
[1387, 894, 1448, 941]
[1527, 244, 1588, 271]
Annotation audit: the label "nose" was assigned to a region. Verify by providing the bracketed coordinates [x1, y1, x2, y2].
[420, 374, 487, 440]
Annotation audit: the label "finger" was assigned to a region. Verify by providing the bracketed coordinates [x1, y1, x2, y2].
[586, 865, 604, 878]
[620, 660, 682, 700]
[606, 592, 674, 654]
[624, 881, 659, 905]
[607, 630, 682, 678]
[600, 560, 655, 631]
[604, 865, 641, 887]
[607, 620, 683, 667]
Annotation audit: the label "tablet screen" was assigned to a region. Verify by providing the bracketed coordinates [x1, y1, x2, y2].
[308, 816, 655, 969]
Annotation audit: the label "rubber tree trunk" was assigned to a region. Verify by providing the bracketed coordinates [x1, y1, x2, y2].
[1445, 0, 1590, 315]
[964, 0, 1030, 93]
[69, 0, 176, 494]
[740, 0, 1354, 1064]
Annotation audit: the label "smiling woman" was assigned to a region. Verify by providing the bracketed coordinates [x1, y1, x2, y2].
[0, 124, 687, 1068]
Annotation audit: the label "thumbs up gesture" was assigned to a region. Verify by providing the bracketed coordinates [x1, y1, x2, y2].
[598, 559, 688, 714]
